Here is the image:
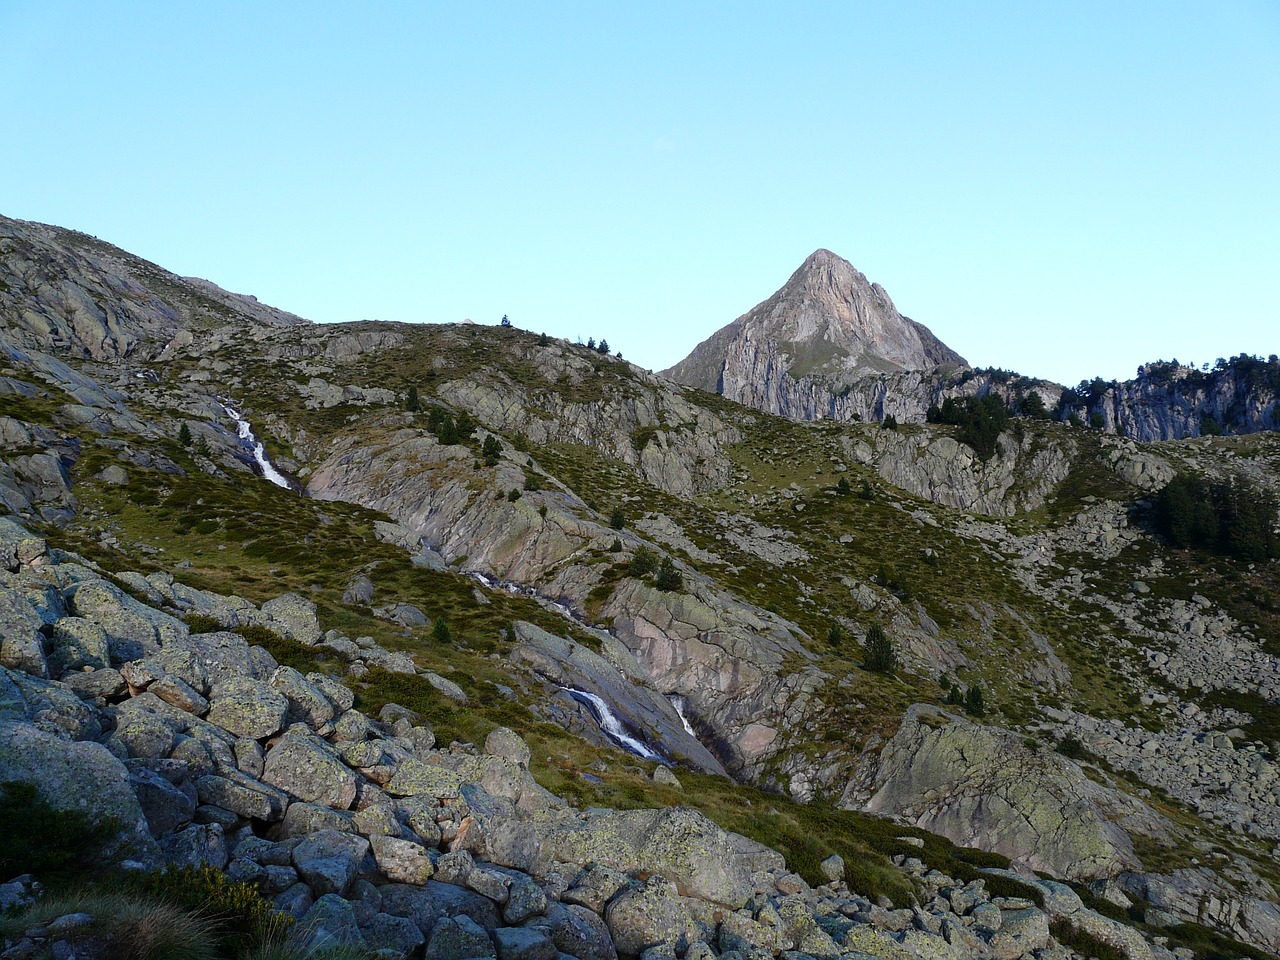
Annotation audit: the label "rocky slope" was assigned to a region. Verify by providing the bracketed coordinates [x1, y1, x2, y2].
[2, 214, 1280, 958]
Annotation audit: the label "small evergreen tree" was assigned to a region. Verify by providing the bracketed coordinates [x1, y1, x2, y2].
[836, 476, 851, 496]
[432, 618, 451, 644]
[881, 414, 898, 430]
[864, 623, 896, 675]
[481, 435, 502, 466]
[178, 422, 192, 447]
[654, 556, 683, 592]
[629, 546, 658, 577]
[507, 488, 521, 502]
[608, 538, 622, 552]
[964, 684, 986, 717]
[609, 506, 626, 529]
[406, 385, 420, 412]
[586, 337, 596, 351]
[827, 624, 843, 648]
[597, 339, 610, 354]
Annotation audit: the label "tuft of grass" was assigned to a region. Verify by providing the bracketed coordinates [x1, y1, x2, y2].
[0, 890, 220, 960]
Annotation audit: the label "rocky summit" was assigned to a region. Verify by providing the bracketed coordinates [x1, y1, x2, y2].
[1, 212, 1279, 960]
[663, 250, 965, 406]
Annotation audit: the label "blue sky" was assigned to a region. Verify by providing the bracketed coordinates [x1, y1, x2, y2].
[2, 2, 1276, 385]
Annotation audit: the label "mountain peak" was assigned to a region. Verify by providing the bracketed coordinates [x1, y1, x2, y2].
[662, 250, 965, 401]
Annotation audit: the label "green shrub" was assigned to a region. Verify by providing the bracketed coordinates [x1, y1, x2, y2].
[432, 618, 452, 644]
[507, 488, 521, 502]
[1049, 918, 1125, 960]
[140, 863, 291, 945]
[184, 614, 223, 634]
[1055, 735, 1088, 759]
[0, 781, 118, 883]
[609, 506, 626, 529]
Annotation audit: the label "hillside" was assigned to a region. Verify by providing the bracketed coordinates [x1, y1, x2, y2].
[2, 214, 1279, 960]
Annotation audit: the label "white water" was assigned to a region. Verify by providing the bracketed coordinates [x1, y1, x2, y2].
[669, 695, 697, 737]
[565, 687, 664, 761]
[220, 402, 292, 489]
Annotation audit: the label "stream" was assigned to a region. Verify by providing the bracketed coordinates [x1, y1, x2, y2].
[219, 400, 292, 490]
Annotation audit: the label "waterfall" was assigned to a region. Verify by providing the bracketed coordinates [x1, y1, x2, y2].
[220, 401, 292, 489]
[564, 687, 664, 761]
[669, 695, 697, 738]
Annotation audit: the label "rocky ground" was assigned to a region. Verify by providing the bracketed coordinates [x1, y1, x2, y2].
[0, 517, 1213, 960]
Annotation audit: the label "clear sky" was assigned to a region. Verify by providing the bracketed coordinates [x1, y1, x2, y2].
[2, 2, 1277, 386]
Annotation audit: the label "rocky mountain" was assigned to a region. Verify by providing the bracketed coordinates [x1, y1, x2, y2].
[663, 250, 965, 403]
[663, 248, 1278, 443]
[2, 214, 1280, 960]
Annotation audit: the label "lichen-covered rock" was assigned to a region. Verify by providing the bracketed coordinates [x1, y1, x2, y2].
[298, 893, 367, 950]
[262, 727, 357, 809]
[425, 914, 495, 960]
[860, 705, 1155, 880]
[543, 806, 753, 907]
[370, 835, 435, 885]
[604, 877, 700, 958]
[130, 765, 197, 836]
[494, 925, 558, 960]
[64, 579, 186, 660]
[292, 829, 371, 897]
[386, 759, 465, 799]
[48, 617, 110, 673]
[196, 771, 289, 821]
[270, 665, 337, 728]
[484, 726, 531, 768]
[262, 592, 323, 645]
[987, 907, 1050, 960]
[206, 676, 289, 740]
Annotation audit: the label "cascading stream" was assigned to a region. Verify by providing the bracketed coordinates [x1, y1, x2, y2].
[563, 687, 664, 761]
[219, 400, 292, 489]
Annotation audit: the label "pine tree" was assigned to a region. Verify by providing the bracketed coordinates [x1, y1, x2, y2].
[178, 422, 192, 447]
[864, 623, 896, 675]
[598, 339, 610, 354]
[609, 506, 625, 529]
[827, 624, 843, 648]
[432, 618, 451, 644]
[406, 385, 420, 412]
[655, 556, 683, 592]
[964, 685, 986, 717]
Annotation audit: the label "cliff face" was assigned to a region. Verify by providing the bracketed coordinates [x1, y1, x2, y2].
[663, 250, 965, 411]
[1071, 361, 1280, 441]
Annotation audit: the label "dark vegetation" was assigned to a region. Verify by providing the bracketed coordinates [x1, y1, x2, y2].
[926, 394, 1010, 460]
[0, 781, 117, 884]
[1154, 472, 1279, 561]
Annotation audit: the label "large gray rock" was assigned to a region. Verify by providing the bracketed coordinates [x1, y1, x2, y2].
[298, 893, 367, 951]
[64, 579, 186, 660]
[425, 914, 496, 960]
[542, 807, 753, 907]
[370, 834, 435, 885]
[291, 829, 371, 897]
[860, 705, 1156, 880]
[262, 727, 357, 809]
[206, 676, 289, 740]
[262, 592, 323, 645]
[604, 877, 699, 958]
